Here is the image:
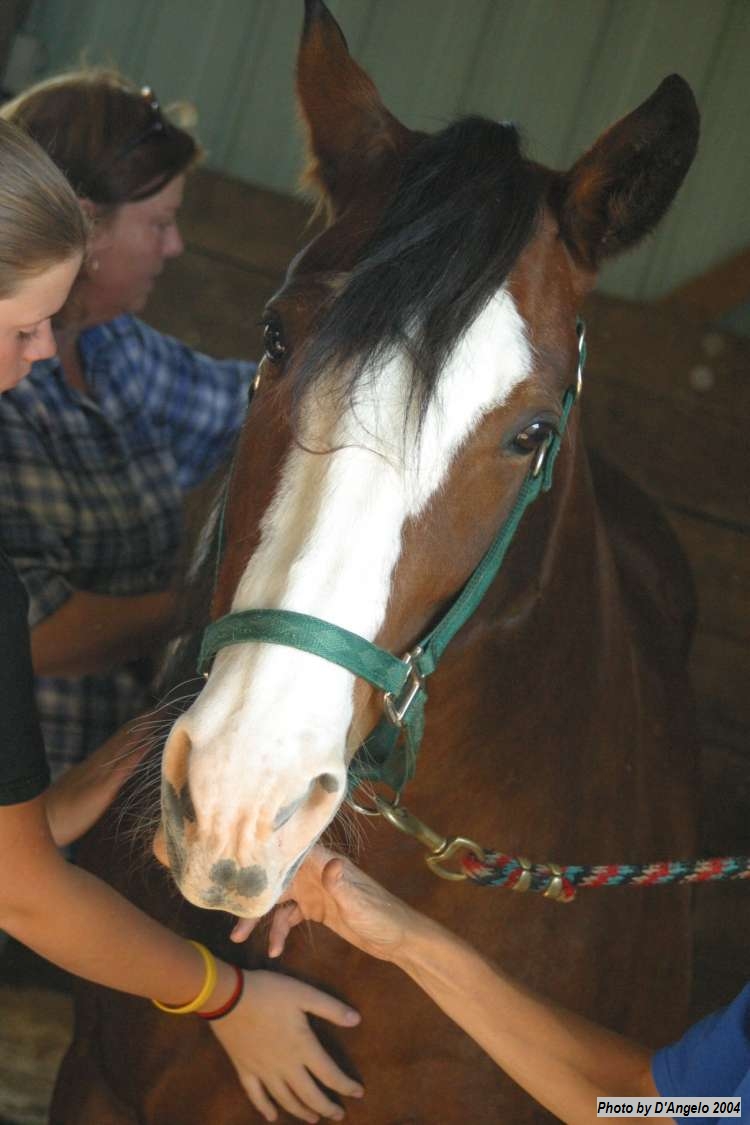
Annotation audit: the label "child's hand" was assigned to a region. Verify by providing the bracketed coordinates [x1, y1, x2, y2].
[44, 719, 149, 846]
[209, 969, 364, 1122]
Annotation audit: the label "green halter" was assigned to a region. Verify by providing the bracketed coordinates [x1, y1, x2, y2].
[198, 322, 586, 798]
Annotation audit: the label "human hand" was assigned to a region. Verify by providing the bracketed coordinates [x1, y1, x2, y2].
[209, 969, 363, 1123]
[234, 847, 415, 964]
[44, 719, 150, 847]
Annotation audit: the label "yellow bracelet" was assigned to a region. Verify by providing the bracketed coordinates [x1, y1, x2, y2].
[152, 941, 218, 1015]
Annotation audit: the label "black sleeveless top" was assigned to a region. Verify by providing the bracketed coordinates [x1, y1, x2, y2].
[0, 547, 49, 804]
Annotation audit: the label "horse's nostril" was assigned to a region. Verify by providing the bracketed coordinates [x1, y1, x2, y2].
[163, 725, 191, 792]
[316, 772, 340, 794]
[179, 779, 196, 823]
[271, 773, 342, 833]
[153, 826, 168, 867]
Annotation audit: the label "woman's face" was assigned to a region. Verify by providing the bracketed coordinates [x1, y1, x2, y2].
[79, 174, 185, 325]
[0, 254, 83, 391]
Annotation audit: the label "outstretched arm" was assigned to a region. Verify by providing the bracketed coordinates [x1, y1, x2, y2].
[0, 801, 362, 1122]
[251, 848, 658, 1125]
[31, 588, 180, 677]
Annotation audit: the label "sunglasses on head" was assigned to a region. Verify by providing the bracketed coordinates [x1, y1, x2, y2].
[107, 86, 167, 168]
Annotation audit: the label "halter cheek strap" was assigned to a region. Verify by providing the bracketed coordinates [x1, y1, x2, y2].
[198, 321, 586, 797]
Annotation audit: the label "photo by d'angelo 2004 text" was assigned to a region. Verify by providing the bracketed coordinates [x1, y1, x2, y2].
[597, 1096, 741, 1117]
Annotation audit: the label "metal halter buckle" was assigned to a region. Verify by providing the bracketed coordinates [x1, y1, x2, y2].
[575, 323, 585, 401]
[531, 431, 554, 479]
[383, 646, 424, 727]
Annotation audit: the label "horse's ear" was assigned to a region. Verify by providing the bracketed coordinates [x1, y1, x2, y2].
[555, 75, 699, 272]
[296, 0, 411, 217]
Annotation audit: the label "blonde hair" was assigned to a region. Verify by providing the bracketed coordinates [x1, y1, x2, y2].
[0, 118, 87, 299]
[2, 67, 201, 209]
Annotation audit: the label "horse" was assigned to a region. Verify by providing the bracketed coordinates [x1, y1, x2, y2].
[52, 2, 701, 1121]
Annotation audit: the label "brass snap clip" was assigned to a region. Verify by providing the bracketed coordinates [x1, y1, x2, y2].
[348, 783, 402, 818]
[374, 796, 486, 881]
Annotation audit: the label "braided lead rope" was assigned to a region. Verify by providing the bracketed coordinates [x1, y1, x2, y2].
[461, 851, 750, 903]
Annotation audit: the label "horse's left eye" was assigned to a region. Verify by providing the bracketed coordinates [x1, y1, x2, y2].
[511, 421, 556, 455]
[263, 319, 287, 364]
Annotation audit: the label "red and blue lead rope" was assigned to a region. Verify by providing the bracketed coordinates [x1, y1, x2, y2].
[461, 852, 750, 903]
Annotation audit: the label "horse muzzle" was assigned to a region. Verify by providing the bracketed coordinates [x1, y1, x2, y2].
[156, 721, 347, 916]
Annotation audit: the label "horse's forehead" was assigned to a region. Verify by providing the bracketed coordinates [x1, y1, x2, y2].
[290, 173, 395, 279]
[290, 292, 534, 488]
[287, 195, 569, 326]
[510, 207, 576, 308]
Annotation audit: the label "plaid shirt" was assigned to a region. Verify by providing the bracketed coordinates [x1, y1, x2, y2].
[0, 314, 254, 777]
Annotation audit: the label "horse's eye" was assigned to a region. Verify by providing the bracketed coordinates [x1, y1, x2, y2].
[511, 421, 556, 455]
[263, 318, 287, 365]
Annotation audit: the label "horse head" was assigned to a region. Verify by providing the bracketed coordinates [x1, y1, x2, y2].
[155, 0, 698, 918]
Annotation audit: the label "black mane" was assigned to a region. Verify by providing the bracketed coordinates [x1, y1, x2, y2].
[295, 116, 545, 425]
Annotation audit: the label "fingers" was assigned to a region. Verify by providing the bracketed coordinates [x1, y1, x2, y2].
[267, 1073, 357, 1124]
[304, 1038, 365, 1102]
[243, 1071, 331, 1125]
[300, 985, 360, 1029]
[321, 857, 347, 890]
[323, 856, 379, 900]
[244, 1074, 278, 1122]
[230, 916, 257, 943]
[268, 902, 303, 958]
[303, 844, 338, 877]
[281, 1069, 350, 1122]
[265, 1077, 322, 1123]
[244, 1068, 361, 1125]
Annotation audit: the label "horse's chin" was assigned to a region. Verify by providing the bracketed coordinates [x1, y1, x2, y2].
[152, 828, 287, 917]
[180, 883, 281, 920]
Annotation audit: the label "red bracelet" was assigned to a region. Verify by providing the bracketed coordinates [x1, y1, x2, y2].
[197, 965, 244, 1021]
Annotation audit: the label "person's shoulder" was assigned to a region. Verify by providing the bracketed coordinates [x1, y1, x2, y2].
[85, 314, 178, 355]
[86, 316, 178, 392]
[731, 981, 750, 1024]
[119, 317, 196, 369]
[86, 314, 150, 350]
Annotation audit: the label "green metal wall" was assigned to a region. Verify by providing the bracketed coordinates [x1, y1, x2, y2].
[25, 0, 750, 302]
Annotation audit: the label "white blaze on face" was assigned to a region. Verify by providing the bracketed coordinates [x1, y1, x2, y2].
[169, 287, 532, 911]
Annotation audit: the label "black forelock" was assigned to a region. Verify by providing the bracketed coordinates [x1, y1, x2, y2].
[293, 116, 544, 425]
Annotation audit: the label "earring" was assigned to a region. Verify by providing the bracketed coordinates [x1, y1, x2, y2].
[89, 257, 100, 273]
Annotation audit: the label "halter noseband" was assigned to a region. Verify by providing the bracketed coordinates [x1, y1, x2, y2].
[198, 321, 586, 802]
